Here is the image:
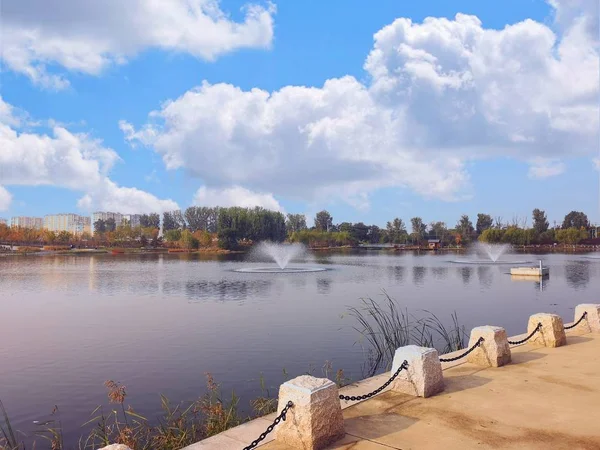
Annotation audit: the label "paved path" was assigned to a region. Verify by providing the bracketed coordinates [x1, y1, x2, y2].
[185, 328, 600, 450]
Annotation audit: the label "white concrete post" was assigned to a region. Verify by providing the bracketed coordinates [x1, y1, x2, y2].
[275, 375, 344, 450]
[390, 345, 444, 398]
[527, 313, 566, 347]
[467, 326, 511, 367]
[574, 304, 600, 333]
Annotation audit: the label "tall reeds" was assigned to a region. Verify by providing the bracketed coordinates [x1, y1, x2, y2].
[348, 291, 467, 376]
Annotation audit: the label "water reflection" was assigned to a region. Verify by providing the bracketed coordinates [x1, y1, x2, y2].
[160, 280, 273, 302]
[564, 262, 590, 289]
[317, 278, 332, 294]
[477, 266, 492, 289]
[431, 267, 448, 280]
[387, 266, 405, 282]
[459, 267, 472, 285]
[412, 266, 426, 286]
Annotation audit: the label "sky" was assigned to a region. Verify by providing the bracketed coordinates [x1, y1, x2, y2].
[0, 0, 599, 228]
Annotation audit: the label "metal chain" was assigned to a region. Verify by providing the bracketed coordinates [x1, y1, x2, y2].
[243, 401, 293, 450]
[508, 323, 541, 345]
[439, 337, 484, 363]
[564, 311, 588, 330]
[339, 360, 409, 402]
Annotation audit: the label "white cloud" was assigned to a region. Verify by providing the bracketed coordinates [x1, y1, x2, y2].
[193, 186, 283, 211]
[123, 1, 598, 208]
[527, 158, 566, 179]
[1, 0, 275, 89]
[0, 96, 178, 213]
[594, 158, 600, 171]
[0, 186, 12, 211]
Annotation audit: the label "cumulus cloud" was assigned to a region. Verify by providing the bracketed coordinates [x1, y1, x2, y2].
[1, 0, 275, 89]
[193, 186, 284, 211]
[0, 186, 12, 211]
[0, 96, 178, 213]
[527, 158, 566, 179]
[123, 0, 598, 208]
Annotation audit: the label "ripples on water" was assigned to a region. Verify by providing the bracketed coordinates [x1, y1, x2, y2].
[0, 252, 598, 445]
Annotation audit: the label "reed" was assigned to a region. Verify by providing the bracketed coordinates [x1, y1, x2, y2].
[348, 291, 467, 376]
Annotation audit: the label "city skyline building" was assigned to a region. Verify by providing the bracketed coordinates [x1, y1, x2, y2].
[10, 216, 44, 229]
[44, 214, 91, 235]
[92, 212, 143, 230]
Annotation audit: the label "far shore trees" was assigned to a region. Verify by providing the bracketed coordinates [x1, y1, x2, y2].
[314, 210, 333, 231]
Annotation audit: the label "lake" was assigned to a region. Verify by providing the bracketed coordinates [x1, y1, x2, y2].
[1, 250, 598, 444]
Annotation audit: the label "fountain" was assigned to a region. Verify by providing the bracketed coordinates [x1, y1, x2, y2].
[235, 242, 327, 273]
[451, 242, 530, 265]
[476, 243, 511, 262]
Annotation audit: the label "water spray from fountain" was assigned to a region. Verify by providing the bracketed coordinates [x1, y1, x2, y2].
[236, 242, 327, 273]
[474, 242, 511, 263]
[254, 242, 307, 269]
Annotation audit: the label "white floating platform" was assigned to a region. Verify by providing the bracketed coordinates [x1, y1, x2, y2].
[510, 267, 549, 276]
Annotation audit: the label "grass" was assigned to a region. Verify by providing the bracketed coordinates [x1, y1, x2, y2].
[348, 291, 468, 376]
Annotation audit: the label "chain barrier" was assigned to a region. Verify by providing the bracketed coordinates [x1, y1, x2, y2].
[243, 401, 293, 450]
[564, 312, 588, 330]
[339, 360, 409, 402]
[508, 323, 541, 346]
[438, 337, 484, 363]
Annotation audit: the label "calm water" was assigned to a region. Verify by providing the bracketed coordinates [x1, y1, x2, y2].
[1, 251, 598, 444]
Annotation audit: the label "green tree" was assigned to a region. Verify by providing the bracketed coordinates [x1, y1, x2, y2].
[162, 211, 179, 231]
[532, 209, 549, 234]
[410, 217, 427, 243]
[164, 229, 182, 242]
[94, 219, 106, 233]
[314, 210, 333, 231]
[556, 227, 587, 245]
[456, 215, 474, 243]
[350, 222, 369, 243]
[476, 214, 493, 235]
[429, 221, 448, 244]
[367, 225, 381, 244]
[140, 213, 160, 229]
[386, 218, 407, 244]
[105, 218, 117, 232]
[562, 211, 589, 230]
[179, 230, 199, 250]
[286, 214, 307, 234]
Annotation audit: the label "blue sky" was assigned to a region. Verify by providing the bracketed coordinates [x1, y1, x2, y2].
[1, 0, 598, 227]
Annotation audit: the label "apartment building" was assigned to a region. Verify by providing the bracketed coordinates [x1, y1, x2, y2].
[44, 214, 91, 235]
[92, 211, 123, 228]
[123, 214, 142, 228]
[93, 212, 142, 230]
[10, 216, 44, 229]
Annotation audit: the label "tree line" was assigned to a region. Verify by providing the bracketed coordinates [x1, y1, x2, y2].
[1, 207, 595, 250]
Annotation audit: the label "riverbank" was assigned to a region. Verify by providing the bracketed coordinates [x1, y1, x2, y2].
[185, 323, 600, 449]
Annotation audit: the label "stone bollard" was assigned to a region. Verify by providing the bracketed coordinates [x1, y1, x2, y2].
[467, 326, 511, 367]
[574, 304, 600, 333]
[527, 313, 566, 347]
[275, 375, 344, 450]
[390, 345, 444, 398]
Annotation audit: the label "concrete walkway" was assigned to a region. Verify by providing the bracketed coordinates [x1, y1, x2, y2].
[185, 327, 600, 450]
